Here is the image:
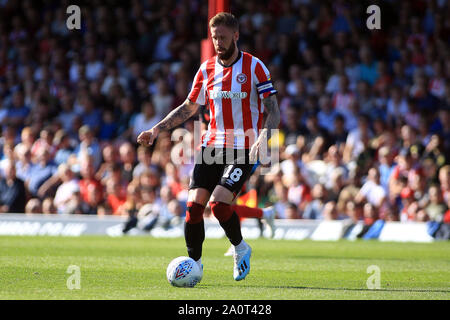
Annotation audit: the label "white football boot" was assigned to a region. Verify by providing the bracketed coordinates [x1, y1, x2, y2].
[233, 241, 252, 281]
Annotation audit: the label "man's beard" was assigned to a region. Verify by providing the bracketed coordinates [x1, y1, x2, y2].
[217, 41, 236, 61]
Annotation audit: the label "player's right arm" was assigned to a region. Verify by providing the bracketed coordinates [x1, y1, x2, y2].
[136, 99, 200, 147]
[138, 65, 206, 147]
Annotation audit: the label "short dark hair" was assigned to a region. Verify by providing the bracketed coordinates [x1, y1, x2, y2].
[209, 12, 239, 31]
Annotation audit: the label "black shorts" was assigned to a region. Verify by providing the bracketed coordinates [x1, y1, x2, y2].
[189, 147, 256, 197]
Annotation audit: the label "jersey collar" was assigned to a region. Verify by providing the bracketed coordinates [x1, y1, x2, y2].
[217, 50, 242, 68]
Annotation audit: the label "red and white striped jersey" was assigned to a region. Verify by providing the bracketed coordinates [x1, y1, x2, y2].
[188, 51, 277, 149]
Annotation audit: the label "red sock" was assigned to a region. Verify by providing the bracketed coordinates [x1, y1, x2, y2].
[185, 201, 205, 224]
[231, 204, 263, 219]
[210, 201, 233, 222]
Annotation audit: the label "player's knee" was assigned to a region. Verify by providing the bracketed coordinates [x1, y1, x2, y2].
[185, 201, 205, 224]
[210, 185, 235, 204]
[210, 201, 233, 223]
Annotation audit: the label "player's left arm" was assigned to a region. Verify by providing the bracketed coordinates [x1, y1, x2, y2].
[249, 94, 280, 161]
[260, 94, 281, 139]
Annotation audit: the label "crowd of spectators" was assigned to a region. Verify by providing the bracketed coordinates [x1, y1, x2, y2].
[0, 0, 449, 235]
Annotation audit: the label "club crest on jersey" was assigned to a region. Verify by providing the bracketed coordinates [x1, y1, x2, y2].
[236, 73, 247, 84]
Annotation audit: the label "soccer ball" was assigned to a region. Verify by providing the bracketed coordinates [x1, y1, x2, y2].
[166, 256, 202, 287]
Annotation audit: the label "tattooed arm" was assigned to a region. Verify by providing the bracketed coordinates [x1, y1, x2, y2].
[249, 94, 280, 160]
[260, 94, 281, 140]
[137, 99, 200, 146]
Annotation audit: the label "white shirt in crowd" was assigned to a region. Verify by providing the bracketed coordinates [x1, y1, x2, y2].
[54, 179, 80, 214]
[359, 180, 386, 207]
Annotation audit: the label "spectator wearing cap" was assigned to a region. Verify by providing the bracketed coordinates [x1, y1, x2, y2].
[0, 159, 26, 213]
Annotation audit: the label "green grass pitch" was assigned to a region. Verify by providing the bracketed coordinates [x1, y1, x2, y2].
[1, 236, 449, 300]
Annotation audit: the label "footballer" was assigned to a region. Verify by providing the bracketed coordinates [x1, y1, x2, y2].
[137, 12, 280, 281]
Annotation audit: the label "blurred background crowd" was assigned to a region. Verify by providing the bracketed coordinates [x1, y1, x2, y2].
[0, 0, 449, 234]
